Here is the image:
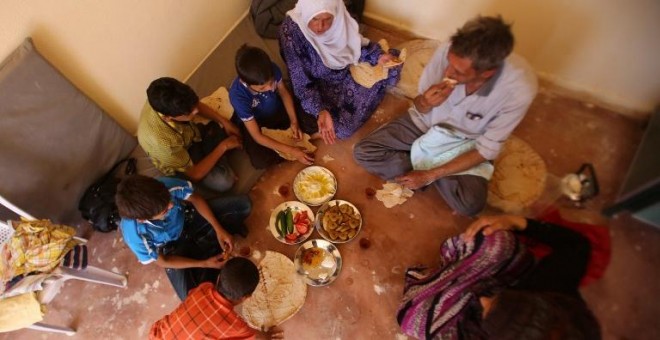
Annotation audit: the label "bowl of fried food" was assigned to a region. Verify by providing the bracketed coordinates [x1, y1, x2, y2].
[315, 200, 362, 243]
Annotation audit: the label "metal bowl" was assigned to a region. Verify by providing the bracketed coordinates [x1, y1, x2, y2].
[315, 200, 362, 244]
[294, 239, 342, 286]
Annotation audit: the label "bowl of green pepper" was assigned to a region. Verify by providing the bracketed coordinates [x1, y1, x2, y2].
[269, 201, 315, 244]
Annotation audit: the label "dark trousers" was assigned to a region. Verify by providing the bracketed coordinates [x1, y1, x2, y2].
[163, 194, 251, 300]
[187, 122, 236, 192]
[231, 102, 318, 169]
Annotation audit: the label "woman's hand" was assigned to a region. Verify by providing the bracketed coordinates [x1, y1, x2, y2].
[290, 121, 302, 140]
[461, 215, 528, 241]
[377, 53, 395, 65]
[317, 110, 336, 144]
[292, 148, 314, 165]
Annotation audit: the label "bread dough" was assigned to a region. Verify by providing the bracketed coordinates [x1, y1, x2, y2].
[239, 251, 307, 330]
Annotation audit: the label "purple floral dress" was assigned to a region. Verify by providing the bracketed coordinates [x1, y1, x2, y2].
[279, 16, 402, 139]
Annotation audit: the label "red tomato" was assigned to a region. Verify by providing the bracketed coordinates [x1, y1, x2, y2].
[295, 222, 309, 235]
[285, 232, 298, 241]
[293, 212, 301, 224]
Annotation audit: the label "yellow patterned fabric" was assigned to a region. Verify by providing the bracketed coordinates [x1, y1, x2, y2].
[137, 102, 201, 176]
[1, 219, 77, 283]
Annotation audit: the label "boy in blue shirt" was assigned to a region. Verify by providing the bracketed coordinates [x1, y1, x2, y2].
[116, 175, 251, 300]
[229, 45, 317, 169]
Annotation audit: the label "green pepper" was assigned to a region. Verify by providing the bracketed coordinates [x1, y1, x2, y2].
[286, 208, 294, 234]
[275, 210, 286, 237]
[280, 210, 288, 237]
[275, 211, 283, 236]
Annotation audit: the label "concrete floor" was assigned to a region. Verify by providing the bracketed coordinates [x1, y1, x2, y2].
[3, 28, 659, 340]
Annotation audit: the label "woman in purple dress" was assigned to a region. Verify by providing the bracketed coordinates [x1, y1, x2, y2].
[279, 0, 401, 145]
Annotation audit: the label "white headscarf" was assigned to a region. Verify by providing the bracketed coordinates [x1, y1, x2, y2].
[288, 0, 364, 70]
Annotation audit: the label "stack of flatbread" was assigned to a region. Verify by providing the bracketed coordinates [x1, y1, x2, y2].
[261, 127, 316, 161]
[389, 39, 441, 99]
[200, 86, 233, 120]
[350, 39, 407, 89]
[239, 251, 307, 330]
[375, 182, 414, 208]
[487, 136, 547, 213]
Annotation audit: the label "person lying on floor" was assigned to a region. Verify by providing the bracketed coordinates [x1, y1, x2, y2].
[138, 77, 242, 193]
[354, 15, 538, 216]
[229, 44, 316, 169]
[397, 214, 601, 339]
[116, 175, 251, 300]
[149, 257, 284, 340]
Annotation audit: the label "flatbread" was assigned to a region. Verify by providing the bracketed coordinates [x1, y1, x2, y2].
[350, 39, 406, 88]
[350, 62, 387, 89]
[239, 251, 307, 330]
[379, 40, 407, 68]
[390, 39, 441, 99]
[375, 182, 414, 208]
[200, 86, 233, 120]
[487, 136, 547, 213]
[261, 127, 316, 161]
[442, 77, 458, 86]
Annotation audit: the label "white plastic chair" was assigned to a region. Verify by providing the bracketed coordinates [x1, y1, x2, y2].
[0, 194, 128, 336]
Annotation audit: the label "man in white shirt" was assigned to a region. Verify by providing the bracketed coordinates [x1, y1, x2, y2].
[354, 16, 538, 216]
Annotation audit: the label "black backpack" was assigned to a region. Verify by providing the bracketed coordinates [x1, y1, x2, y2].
[251, 0, 296, 39]
[78, 158, 136, 232]
[250, 0, 365, 39]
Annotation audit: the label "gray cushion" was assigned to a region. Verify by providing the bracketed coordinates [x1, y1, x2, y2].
[0, 38, 136, 225]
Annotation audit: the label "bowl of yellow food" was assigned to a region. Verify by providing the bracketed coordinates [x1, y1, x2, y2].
[293, 166, 337, 206]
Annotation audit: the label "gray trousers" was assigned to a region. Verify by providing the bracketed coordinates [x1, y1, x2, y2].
[353, 114, 487, 216]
